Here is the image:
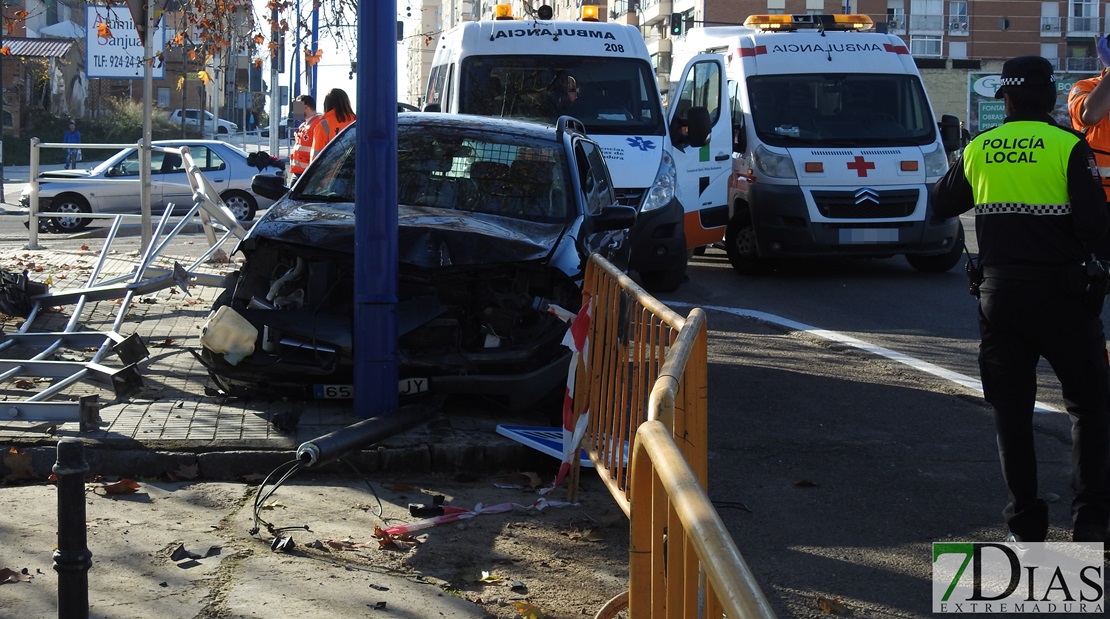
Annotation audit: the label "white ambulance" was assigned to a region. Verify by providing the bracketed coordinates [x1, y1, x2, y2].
[669, 14, 964, 274]
[425, 5, 719, 292]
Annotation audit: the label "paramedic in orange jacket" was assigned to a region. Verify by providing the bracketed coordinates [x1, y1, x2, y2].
[1068, 35, 1110, 256]
[288, 94, 322, 185]
[309, 88, 356, 162]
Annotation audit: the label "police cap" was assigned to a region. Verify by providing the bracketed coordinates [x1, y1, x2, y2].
[994, 56, 1056, 99]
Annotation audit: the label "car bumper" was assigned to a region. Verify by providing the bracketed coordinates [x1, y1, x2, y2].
[627, 198, 685, 272]
[748, 184, 959, 257]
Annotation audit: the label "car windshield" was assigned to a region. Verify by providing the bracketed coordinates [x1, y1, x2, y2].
[458, 55, 666, 136]
[297, 124, 574, 224]
[746, 73, 937, 147]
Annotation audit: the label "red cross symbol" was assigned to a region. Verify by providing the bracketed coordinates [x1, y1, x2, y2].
[846, 156, 876, 177]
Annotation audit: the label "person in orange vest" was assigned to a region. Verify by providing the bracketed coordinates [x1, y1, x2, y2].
[288, 94, 322, 185]
[309, 88, 356, 162]
[1068, 35, 1110, 257]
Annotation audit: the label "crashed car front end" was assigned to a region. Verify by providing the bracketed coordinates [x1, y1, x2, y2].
[196, 201, 583, 409]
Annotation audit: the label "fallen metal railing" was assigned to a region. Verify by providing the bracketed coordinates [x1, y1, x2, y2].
[1, 145, 245, 431]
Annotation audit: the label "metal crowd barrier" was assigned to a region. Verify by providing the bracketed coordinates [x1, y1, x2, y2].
[574, 254, 775, 618]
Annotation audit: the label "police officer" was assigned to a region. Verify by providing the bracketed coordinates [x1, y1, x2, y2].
[935, 56, 1110, 544]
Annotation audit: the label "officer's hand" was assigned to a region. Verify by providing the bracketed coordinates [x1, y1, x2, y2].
[1098, 35, 1110, 67]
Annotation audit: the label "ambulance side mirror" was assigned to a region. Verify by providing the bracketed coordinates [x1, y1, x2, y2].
[670, 106, 712, 149]
[939, 114, 962, 154]
[732, 108, 746, 152]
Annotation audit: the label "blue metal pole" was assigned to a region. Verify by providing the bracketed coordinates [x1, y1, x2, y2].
[310, 2, 319, 102]
[353, 0, 398, 417]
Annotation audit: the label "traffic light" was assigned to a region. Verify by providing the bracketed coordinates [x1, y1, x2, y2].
[670, 12, 683, 36]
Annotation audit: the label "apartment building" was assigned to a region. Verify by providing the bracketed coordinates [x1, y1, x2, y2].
[401, 1, 1107, 129]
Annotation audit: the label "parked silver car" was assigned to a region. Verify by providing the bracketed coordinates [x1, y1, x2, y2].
[21, 140, 281, 232]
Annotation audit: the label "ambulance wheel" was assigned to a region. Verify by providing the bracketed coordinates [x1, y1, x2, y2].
[725, 214, 766, 275]
[906, 222, 964, 273]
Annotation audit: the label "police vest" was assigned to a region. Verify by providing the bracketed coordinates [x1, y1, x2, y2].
[963, 121, 1076, 212]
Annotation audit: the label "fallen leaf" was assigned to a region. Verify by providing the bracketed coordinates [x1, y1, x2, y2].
[0, 567, 32, 584]
[478, 570, 502, 584]
[511, 600, 547, 618]
[816, 596, 849, 614]
[97, 479, 140, 495]
[151, 338, 177, 347]
[12, 379, 33, 389]
[170, 544, 202, 562]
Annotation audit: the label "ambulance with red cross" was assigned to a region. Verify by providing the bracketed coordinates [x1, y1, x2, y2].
[668, 14, 964, 274]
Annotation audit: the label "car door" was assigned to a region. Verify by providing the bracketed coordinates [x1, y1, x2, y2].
[572, 138, 626, 266]
[95, 149, 165, 214]
[668, 54, 732, 248]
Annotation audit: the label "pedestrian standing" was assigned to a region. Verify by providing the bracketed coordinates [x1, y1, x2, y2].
[288, 94, 322, 186]
[1067, 34, 1110, 258]
[63, 120, 81, 169]
[934, 56, 1110, 544]
[248, 111, 256, 132]
[308, 88, 356, 163]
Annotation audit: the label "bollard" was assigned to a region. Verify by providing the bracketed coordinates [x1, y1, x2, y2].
[53, 438, 91, 619]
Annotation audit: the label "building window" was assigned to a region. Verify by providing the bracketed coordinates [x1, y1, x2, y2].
[910, 35, 942, 57]
[887, 5, 906, 30]
[948, 1, 968, 32]
[949, 41, 967, 59]
[157, 87, 170, 108]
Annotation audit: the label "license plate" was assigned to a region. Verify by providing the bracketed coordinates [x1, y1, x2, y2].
[399, 377, 429, 396]
[838, 228, 898, 244]
[313, 384, 353, 399]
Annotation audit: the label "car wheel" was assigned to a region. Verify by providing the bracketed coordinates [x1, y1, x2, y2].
[724, 213, 766, 275]
[220, 190, 257, 222]
[638, 253, 688, 293]
[218, 126, 229, 134]
[49, 193, 92, 232]
[906, 222, 965, 273]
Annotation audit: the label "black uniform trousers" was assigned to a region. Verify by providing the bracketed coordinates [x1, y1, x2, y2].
[978, 277, 1110, 541]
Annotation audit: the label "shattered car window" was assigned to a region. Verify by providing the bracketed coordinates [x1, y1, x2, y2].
[295, 124, 572, 224]
[399, 128, 572, 224]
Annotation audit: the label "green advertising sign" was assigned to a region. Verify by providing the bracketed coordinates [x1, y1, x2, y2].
[967, 71, 1093, 136]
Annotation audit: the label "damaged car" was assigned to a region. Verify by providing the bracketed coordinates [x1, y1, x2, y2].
[194, 113, 636, 412]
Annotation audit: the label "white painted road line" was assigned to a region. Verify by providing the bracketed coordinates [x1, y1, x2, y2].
[671, 302, 1062, 415]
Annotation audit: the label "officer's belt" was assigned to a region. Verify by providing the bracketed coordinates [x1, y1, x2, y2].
[982, 264, 1080, 282]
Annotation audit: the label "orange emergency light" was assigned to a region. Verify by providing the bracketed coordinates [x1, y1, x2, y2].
[581, 5, 600, 22]
[493, 4, 514, 20]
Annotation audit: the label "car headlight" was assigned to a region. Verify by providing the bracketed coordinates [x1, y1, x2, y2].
[923, 143, 949, 179]
[640, 150, 676, 213]
[754, 144, 797, 179]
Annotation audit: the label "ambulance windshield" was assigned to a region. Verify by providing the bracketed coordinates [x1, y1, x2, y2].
[747, 74, 937, 147]
[458, 56, 666, 136]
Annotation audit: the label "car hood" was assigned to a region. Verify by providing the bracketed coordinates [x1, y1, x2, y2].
[249, 200, 569, 268]
[37, 170, 93, 180]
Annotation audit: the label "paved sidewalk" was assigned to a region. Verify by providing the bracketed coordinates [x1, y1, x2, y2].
[0, 229, 552, 481]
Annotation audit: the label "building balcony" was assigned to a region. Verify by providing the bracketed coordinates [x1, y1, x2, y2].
[647, 35, 671, 57]
[1065, 56, 1100, 71]
[1067, 15, 1100, 37]
[886, 18, 906, 34]
[639, 0, 671, 27]
[908, 13, 944, 33]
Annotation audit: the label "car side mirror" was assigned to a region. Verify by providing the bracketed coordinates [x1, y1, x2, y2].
[594, 203, 637, 232]
[252, 173, 288, 201]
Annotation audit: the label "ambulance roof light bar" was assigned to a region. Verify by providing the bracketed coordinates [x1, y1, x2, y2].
[493, 4, 514, 20]
[581, 4, 600, 21]
[744, 14, 875, 32]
